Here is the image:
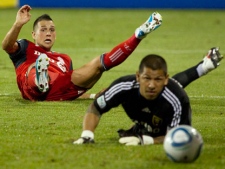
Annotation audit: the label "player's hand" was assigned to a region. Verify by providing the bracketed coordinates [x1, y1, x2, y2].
[16, 5, 32, 26]
[73, 130, 95, 144]
[119, 135, 154, 146]
[73, 137, 95, 144]
[119, 136, 141, 145]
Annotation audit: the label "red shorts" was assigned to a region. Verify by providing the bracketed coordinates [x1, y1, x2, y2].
[21, 69, 87, 101]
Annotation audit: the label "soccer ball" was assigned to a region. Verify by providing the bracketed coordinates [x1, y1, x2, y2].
[163, 125, 203, 163]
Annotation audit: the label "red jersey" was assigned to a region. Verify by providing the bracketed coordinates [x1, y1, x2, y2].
[9, 39, 87, 101]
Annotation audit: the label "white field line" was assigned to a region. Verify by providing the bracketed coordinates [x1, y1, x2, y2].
[0, 93, 14, 96]
[0, 93, 224, 100]
[189, 95, 225, 99]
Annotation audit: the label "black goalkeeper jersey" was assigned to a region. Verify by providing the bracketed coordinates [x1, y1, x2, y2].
[94, 74, 191, 137]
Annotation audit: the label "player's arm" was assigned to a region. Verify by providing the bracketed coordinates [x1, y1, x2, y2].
[74, 87, 115, 144]
[83, 102, 101, 132]
[2, 5, 32, 53]
[73, 102, 101, 144]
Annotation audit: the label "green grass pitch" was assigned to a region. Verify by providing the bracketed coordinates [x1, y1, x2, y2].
[0, 8, 224, 169]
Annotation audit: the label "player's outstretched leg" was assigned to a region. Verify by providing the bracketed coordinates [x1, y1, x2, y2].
[35, 53, 50, 92]
[101, 12, 162, 70]
[172, 47, 223, 88]
[70, 12, 163, 89]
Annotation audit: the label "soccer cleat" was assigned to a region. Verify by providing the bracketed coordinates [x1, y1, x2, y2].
[35, 54, 50, 92]
[135, 12, 162, 39]
[202, 47, 223, 73]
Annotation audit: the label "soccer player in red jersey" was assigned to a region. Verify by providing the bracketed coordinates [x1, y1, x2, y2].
[2, 5, 162, 101]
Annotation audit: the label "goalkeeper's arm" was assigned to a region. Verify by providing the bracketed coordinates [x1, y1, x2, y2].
[73, 102, 101, 144]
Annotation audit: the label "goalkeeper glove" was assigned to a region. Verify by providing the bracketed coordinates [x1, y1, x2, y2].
[119, 135, 154, 146]
[73, 130, 95, 144]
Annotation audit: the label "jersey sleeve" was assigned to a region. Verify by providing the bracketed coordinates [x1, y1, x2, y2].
[94, 75, 136, 115]
[9, 39, 28, 68]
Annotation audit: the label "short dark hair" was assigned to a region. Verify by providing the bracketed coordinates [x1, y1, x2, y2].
[33, 14, 53, 30]
[139, 54, 168, 75]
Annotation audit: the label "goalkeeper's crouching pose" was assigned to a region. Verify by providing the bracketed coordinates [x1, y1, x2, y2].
[74, 48, 223, 145]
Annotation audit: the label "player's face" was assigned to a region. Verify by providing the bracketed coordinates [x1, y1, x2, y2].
[32, 20, 56, 51]
[136, 67, 169, 100]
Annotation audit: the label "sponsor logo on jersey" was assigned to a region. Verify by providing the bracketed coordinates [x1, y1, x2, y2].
[152, 115, 162, 126]
[97, 95, 106, 109]
[34, 50, 42, 56]
[141, 107, 151, 113]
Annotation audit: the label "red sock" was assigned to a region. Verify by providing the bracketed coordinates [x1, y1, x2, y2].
[101, 34, 141, 70]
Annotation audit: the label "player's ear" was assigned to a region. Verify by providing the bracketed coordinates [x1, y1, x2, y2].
[32, 31, 35, 40]
[164, 74, 169, 85]
[136, 71, 140, 82]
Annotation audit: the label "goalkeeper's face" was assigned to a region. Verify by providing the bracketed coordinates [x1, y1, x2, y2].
[136, 67, 169, 100]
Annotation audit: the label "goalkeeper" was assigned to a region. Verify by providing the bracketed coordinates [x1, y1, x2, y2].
[74, 48, 223, 145]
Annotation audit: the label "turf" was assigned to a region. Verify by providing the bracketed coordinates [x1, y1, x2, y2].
[0, 8, 224, 169]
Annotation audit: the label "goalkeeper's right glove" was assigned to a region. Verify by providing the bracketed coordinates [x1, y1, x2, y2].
[73, 130, 95, 144]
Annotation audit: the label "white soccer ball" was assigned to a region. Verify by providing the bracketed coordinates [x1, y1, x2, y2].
[163, 125, 203, 163]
